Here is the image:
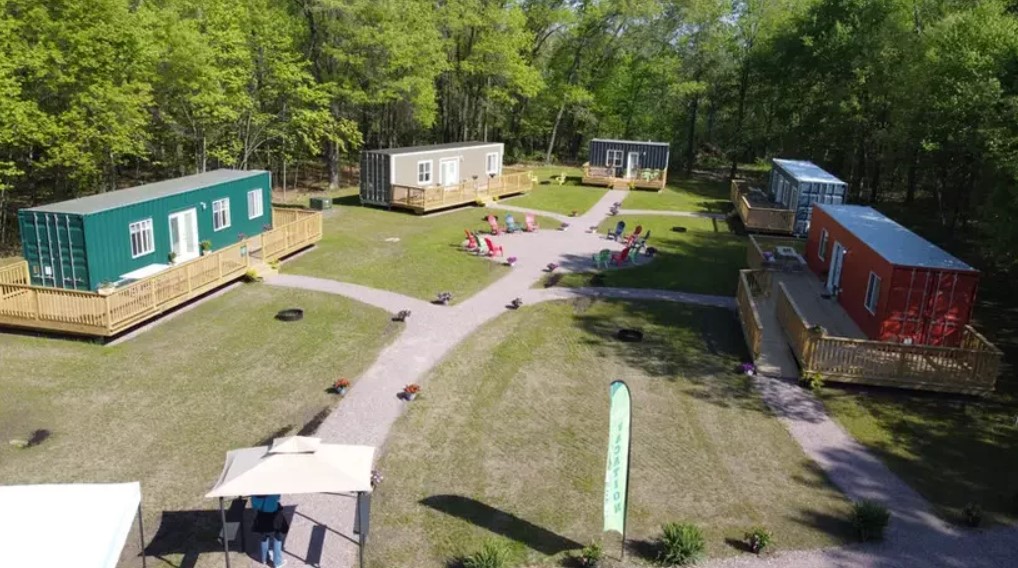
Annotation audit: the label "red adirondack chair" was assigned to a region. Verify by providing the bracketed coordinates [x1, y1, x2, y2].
[611, 246, 632, 266]
[463, 229, 479, 250]
[525, 213, 539, 232]
[487, 215, 503, 235]
[484, 237, 504, 257]
[625, 225, 643, 246]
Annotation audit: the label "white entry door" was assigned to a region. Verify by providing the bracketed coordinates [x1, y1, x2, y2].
[440, 158, 459, 187]
[168, 208, 199, 262]
[826, 241, 845, 294]
[626, 152, 640, 179]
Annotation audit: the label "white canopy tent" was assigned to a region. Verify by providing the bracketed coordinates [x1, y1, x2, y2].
[206, 437, 375, 568]
[0, 482, 146, 568]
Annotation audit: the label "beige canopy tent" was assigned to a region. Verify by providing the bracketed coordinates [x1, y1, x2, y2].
[206, 437, 375, 568]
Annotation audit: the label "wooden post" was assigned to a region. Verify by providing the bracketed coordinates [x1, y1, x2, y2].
[105, 294, 112, 332]
[218, 253, 223, 279]
[186, 264, 193, 294]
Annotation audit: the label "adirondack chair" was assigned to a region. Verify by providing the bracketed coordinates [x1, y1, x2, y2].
[607, 221, 626, 241]
[624, 225, 644, 246]
[525, 213, 539, 232]
[486, 215, 503, 235]
[592, 248, 612, 269]
[483, 237, 504, 257]
[463, 229, 479, 251]
[611, 246, 632, 266]
[505, 214, 522, 233]
[473, 233, 489, 256]
[632, 230, 651, 254]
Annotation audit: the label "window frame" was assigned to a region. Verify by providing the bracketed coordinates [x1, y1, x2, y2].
[129, 218, 155, 259]
[212, 198, 231, 232]
[864, 271, 881, 315]
[606, 149, 623, 168]
[247, 189, 264, 220]
[485, 152, 500, 176]
[818, 229, 829, 262]
[417, 160, 433, 185]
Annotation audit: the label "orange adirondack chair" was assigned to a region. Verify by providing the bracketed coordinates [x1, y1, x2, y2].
[487, 215, 503, 235]
[484, 237, 504, 257]
[625, 225, 643, 246]
[611, 246, 632, 266]
[463, 229, 479, 250]
[524, 213, 539, 232]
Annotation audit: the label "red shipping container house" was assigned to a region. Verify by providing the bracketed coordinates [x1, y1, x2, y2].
[805, 204, 979, 347]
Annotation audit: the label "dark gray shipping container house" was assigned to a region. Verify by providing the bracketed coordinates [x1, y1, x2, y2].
[582, 139, 670, 190]
[768, 159, 848, 235]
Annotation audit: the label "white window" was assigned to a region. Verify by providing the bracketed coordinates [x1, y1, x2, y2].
[247, 189, 264, 219]
[606, 149, 623, 167]
[417, 160, 433, 185]
[212, 198, 231, 231]
[486, 152, 500, 175]
[129, 219, 154, 258]
[864, 272, 881, 315]
[818, 229, 829, 261]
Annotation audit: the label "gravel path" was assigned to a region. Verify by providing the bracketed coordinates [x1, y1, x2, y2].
[485, 202, 572, 222]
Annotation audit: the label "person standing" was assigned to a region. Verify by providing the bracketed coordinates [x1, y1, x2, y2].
[251, 494, 288, 567]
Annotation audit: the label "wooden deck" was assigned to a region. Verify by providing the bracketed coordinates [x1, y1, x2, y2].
[736, 265, 1002, 395]
[730, 180, 795, 234]
[0, 208, 322, 337]
[581, 163, 667, 191]
[389, 171, 533, 214]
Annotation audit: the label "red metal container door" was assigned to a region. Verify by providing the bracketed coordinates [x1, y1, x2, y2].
[919, 272, 969, 347]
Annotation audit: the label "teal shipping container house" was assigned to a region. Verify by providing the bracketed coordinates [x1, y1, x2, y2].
[18, 169, 272, 291]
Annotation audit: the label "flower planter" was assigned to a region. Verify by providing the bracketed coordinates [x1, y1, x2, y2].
[405, 392, 417, 401]
[335, 387, 348, 396]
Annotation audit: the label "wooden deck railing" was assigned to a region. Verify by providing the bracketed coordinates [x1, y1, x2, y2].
[581, 163, 667, 190]
[390, 171, 533, 213]
[730, 180, 796, 234]
[775, 282, 1001, 394]
[0, 207, 322, 337]
[736, 270, 767, 359]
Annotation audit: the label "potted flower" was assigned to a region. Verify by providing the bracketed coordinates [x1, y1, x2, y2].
[739, 362, 756, 376]
[167, 251, 177, 264]
[559, 222, 570, 231]
[237, 232, 247, 242]
[370, 470, 384, 488]
[97, 281, 116, 296]
[546, 262, 558, 272]
[628, 179, 637, 191]
[436, 292, 453, 305]
[506, 256, 518, 267]
[333, 378, 351, 395]
[200, 240, 212, 255]
[403, 384, 421, 401]
[570, 210, 579, 217]
[809, 324, 826, 336]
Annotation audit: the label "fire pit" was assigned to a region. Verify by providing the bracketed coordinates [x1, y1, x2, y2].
[275, 308, 304, 322]
[616, 329, 644, 342]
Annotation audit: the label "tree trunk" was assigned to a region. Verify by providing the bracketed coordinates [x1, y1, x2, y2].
[868, 154, 881, 203]
[326, 140, 340, 189]
[730, 64, 750, 180]
[545, 101, 567, 165]
[905, 145, 919, 203]
[685, 95, 699, 175]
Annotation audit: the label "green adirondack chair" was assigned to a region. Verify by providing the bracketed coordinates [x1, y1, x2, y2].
[473, 233, 489, 256]
[593, 248, 612, 269]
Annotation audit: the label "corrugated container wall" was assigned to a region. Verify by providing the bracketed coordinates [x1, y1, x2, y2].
[588, 140, 670, 178]
[769, 165, 847, 236]
[360, 151, 391, 206]
[18, 212, 89, 290]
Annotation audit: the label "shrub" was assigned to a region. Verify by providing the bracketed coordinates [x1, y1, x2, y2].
[744, 526, 772, 554]
[852, 501, 890, 542]
[577, 541, 603, 567]
[657, 522, 705, 566]
[963, 502, 982, 527]
[244, 269, 262, 283]
[798, 371, 824, 392]
[462, 540, 511, 568]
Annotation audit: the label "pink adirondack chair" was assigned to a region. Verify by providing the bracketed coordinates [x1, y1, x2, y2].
[625, 225, 643, 246]
[487, 215, 503, 235]
[463, 229, 479, 250]
[525, 213, 539, 232]
[484, 237, 504, 257]
[611, 246, 632, 266]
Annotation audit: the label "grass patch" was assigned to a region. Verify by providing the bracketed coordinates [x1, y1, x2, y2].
[622, 176, 731, 213]
[558, 216, 747, 296]
[506, 165, 608, 216]
[0, 285, 397, 566]
[368, 300, 852, 567]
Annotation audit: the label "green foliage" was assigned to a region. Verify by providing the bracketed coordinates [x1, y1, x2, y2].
[461, 540, 511, 568]
[744, 526, 773, 554]
[657, 522, 706, 566]
[963, 502, 983, 527]
[577, 541, 603, 567]
[799, 372, 824, 393]
[852, 501, 890, 542]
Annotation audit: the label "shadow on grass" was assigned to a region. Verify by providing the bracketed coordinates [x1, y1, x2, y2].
[420, 495, 581, 555]
[331, 194, 361, 207]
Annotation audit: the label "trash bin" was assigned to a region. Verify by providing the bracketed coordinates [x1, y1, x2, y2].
[309, 197, 332, 211]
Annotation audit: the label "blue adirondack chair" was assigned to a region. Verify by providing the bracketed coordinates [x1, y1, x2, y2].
[607, 221, 626, 241]
[505, 214, 522, 233]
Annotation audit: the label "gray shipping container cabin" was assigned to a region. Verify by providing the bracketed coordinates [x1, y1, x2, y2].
[360, 141, 504, 207]
[589, 139, 670, 178]
[769, 158, 848, 235]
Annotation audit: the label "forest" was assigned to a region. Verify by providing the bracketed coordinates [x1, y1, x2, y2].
[2, 0, 1017, 270]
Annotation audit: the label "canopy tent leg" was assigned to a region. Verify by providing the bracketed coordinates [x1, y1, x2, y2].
[219, 497, 231, 568]
[137, 504, 148, 568]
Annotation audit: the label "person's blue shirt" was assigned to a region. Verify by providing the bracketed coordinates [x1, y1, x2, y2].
[251, 494, 280, 513]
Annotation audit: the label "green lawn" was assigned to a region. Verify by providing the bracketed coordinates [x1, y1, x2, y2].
[369, 300, 852, 567]
[622, 176, 731, 213]
[283, 193, 555, 303]
[558, 216, 747, 296]
[505, 165, 608, 216]
[0, 285, 398, 567]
